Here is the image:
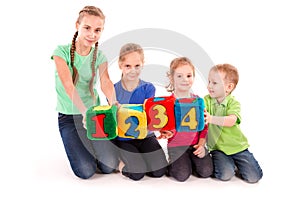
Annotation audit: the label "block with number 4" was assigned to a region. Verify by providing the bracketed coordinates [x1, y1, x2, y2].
[174, 97, 205, 132]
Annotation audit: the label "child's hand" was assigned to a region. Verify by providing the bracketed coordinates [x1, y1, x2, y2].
[112, 100, 121, 108]
[157, 130, 174, 139]
[193, 144, 206, 158]
[204, 109, 211, 124]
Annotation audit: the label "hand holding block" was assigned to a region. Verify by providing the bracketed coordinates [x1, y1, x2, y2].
[86, 105, 118, 140]
[117, 104, 147, 139]
[174, 97, 205, 132]
[144, 96, 176, 131]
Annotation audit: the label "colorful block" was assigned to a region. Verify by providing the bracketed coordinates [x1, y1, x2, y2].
[117, 104, 147, 139]
[144, 96, 176, 131]
[174, 97, 205, 132]
[86, 105, 118, 140]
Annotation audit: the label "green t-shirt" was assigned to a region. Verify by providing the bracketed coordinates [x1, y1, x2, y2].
[51, 44, 107, 114]
[204, 94, 249, 155]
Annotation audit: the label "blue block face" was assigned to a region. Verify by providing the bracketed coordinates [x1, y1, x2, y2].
[174, 97, 205, 132]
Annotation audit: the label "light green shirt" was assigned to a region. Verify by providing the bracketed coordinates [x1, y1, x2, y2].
[204, 94, 249, 155]
[51, 44, 107, 114]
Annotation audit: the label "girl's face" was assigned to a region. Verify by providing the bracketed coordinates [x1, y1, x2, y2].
[119, 52, 143, 81]
[207, 70, 229, 103]
[173, 64, 194, 93]
[76, 15, 104, 47]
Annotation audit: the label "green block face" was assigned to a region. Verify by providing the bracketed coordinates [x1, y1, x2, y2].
[86, 105, 118, 140]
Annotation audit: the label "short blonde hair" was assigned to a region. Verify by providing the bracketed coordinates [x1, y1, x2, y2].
[211, 63, 239, 91]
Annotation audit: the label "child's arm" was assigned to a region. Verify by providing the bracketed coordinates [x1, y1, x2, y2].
[193, 124, 208, 158]
[54, 56, 88, 128]
[158, 130, 174, 139]
[204, 109, 237, 127]
[99, 62, 117, 105]
[53, 56, 87, 115]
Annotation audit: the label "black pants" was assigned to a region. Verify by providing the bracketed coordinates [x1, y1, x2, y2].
[117, 135, 168, 181]
[168, 146, 213, 182]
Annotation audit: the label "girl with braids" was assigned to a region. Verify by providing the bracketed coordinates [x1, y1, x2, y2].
[114, 43, 168, 181]
[51, 6, 119, 179]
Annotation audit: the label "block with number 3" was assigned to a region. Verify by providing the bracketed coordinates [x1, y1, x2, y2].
[144, 96, 176, 131]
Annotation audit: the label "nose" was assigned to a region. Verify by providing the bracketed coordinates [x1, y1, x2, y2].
[207, 82, 212, 89]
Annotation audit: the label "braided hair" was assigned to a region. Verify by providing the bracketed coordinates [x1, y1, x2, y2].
[70, 6, 105, 102]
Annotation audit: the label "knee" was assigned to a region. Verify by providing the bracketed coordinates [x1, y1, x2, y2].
[147, 167, 167, 178]
[128, 173, 145, 181]
[197, 166, 213, 178]
[73, 164, 96, 179]
[98, 159, 119, 174]
[172, 173, 190, 182]
[100, 166, 116, 174]
[170, 170, 190, 182]
[242, 172, 263, 183]
[214, 169, 235, 181]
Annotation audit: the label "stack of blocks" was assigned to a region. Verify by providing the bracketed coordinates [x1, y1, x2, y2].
[86, 97, 206, 140]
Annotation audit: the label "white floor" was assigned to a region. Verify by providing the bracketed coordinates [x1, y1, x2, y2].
[23, 127, 295, 200]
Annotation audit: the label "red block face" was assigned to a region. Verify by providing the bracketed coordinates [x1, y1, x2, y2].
[144, 96, 176, 131]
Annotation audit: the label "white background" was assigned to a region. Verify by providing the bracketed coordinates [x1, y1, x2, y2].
[1, 0, 299, 199]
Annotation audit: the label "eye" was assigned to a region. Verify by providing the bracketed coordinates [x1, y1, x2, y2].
[125, 64, 131, 68]
[96, 28, 102, 33]
[135, 65, 141, 70]
[187, 74, 192, 78]
[177, 75, 182, 78]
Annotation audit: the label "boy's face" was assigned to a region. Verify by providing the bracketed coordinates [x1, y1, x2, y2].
[207, 70, 229, 102]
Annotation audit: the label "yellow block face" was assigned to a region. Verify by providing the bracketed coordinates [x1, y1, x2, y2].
[117, 104, 147, 139]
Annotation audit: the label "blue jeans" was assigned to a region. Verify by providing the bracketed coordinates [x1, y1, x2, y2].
[211, 149, 263, 183]
[58, 113, 119, 179]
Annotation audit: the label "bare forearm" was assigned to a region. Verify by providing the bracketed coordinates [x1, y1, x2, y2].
[198, 138, 206, 147]
[209, 115, 237, 127]
[101, 79, 116, 105]
[65, 84, 87, 115]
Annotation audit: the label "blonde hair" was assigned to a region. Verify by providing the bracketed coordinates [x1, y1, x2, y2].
[166, 57, 195, 92]
[70, 6, 105, 101]
[211, 63, 239, 91]
[118, 43, 144, 63]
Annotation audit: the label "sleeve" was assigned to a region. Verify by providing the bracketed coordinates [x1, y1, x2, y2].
[51, 45, 71, 67]
[204, 95, 211, 113]
[227, 98, 242, 124]
[145, 83, 156, 99]
[95, 50, 108, 70]
[199, 123, 208, 138]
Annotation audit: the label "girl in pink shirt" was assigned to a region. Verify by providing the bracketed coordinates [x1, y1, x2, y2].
[160, 57, 213, 182]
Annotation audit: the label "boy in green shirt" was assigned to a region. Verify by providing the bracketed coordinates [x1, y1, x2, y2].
[204, 64, 263, 183]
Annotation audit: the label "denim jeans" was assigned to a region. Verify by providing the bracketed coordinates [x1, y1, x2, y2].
[58, 113, 119, 179]
[211, 149, 263, 183]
